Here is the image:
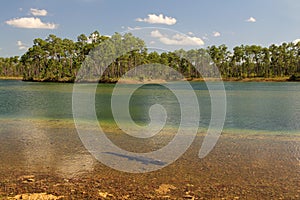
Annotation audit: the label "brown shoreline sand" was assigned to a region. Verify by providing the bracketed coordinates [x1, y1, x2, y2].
[0, 77, 23, 80]
[0, 76, 295, 83]
[113, 77, 292, 84]
[0, 120, 299, 199]
[188, 77, 292, 82]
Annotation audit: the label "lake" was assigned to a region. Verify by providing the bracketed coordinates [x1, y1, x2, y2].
[1, 80, 300, 133]
[0, 80, 299, 199]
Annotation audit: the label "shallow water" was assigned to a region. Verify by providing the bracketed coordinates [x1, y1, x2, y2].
[0, 80, 299, 199]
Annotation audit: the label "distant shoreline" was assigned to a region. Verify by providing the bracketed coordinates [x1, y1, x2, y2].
[117, 77, 294, 83]
[0, 76, 23, 80]
[190, 77, 293, 82]
[1, 76, 299, 83]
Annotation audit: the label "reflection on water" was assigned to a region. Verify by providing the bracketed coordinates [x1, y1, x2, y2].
[16, 120, 54, 172]
[0, 119, 95, 178]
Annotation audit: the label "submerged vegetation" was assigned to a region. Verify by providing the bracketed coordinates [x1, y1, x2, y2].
[1, 30, 300, 82]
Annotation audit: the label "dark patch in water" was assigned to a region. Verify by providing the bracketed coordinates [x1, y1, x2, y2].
[103, 152, 166, 166]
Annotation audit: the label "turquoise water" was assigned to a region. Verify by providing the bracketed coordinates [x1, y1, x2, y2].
[1, 80, 300, 134]
[0, 80, 298, 198]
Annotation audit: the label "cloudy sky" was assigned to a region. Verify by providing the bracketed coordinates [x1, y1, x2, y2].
[1, 0, 300, 57]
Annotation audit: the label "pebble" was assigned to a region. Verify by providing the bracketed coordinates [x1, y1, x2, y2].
[21, 178, 35, 183]
[183, 194, 195, 199]
[99, 191, 114, 198]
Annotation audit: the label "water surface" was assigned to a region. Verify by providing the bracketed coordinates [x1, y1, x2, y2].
[0, 80, 299, 199]
[1, 80, 300, 133]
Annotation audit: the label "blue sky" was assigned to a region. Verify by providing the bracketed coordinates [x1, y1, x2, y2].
[1, 0, 300, 57]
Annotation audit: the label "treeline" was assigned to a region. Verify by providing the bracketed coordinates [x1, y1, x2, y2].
[21, 31, 109, 82]
[0, 56, 24, 77]
[1, 31, 300, 82]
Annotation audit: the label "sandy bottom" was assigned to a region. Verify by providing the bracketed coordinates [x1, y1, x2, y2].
[0, 120, 299, 199]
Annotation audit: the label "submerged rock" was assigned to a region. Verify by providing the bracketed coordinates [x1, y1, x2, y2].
[155, 184, 177, 195]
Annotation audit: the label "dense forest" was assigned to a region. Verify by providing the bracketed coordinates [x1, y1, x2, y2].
[1, 30, 300, 82]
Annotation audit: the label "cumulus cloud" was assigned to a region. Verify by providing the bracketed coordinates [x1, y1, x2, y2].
[6, 17, 58, 29]
[136, 14, 177, 25]
[17, 41, 28, 50]
[187, 32, 194, 36]
[151, 30, 204, 46]
[213, 31, 221, 37]
[293, 39, 300, 45]
[246, 17, 256, 23]
[151, 30, 164, 38]
[30, 8, 48, 16]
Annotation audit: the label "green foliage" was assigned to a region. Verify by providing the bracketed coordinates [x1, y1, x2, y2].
[1, 31, 300, 82]
[0, 56, 23, 77]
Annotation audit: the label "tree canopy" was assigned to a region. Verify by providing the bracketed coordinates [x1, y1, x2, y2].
[1, 31, 300, 82]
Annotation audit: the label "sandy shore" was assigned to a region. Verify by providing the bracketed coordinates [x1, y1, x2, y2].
[0, 120, 299, 199]
[0, 76, 294, 84]
[0, 77, 23, 80]
[189, 77, 291, 82]
[105, 77, 292, 84]
[117, 78, 167, 84]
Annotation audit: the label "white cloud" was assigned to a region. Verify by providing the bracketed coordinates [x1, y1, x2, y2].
[30, 8, 48, 16]
[213, 31, 221, 37]
[187, 32, 194, 36]
[151, 30, 204, 46]
[136, 14, 177, 25]
[293, 39, 300, 44]
[127, 26, 142, 31]
[246, 17, 256, 23]
[151, 30, 164, 38]
[17, 41, 28, 50]
[6, 17, 58, 29]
